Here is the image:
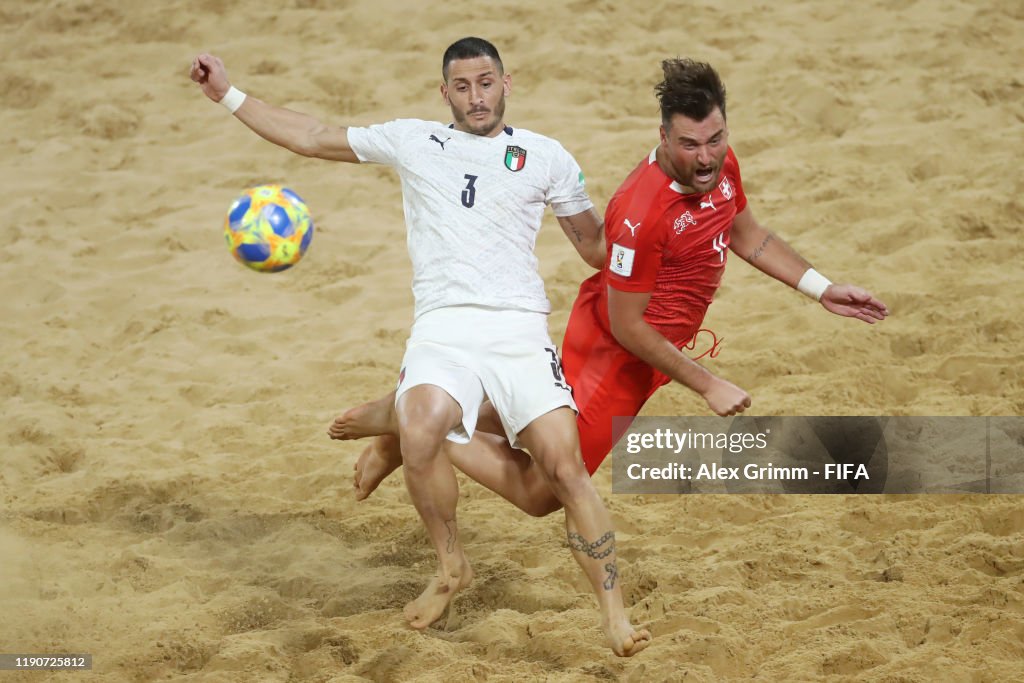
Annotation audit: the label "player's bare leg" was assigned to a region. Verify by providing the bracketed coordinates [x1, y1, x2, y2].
[330, 389, 505, 440]
[332, 391, 562, 514]
[517, 408, 652, 657]
[446, 434, 562, 517]
[351, 430, 561, 513]
[394, 385, 473, 629]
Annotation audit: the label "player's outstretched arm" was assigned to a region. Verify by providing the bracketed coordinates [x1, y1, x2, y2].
[729, 206, 889, 323]
[607, 287, 750, 416]
[557, 209, 605, 269]
[729, 205, 812, 288]
[189, 53, 359, 163]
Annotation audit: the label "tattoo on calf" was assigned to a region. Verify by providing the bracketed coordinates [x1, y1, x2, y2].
[749, 233, 775, 262]
[603, 562, 618, 590]
[445, 520, 456, 553]
[567, 530, 616, 560]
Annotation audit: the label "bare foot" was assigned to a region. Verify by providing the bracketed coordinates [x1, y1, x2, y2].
[603, 616, 652, 657]
[328, 394, 396, 441]
[353, 435, 402, 501]
[403, 560, 474, 629]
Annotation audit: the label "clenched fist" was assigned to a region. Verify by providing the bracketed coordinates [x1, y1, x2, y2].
[189, 53, 231, 102]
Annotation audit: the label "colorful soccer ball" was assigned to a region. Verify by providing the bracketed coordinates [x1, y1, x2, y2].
[224, 185, 313, 272]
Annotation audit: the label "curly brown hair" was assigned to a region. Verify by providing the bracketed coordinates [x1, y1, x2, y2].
[655, 58, 727, 126]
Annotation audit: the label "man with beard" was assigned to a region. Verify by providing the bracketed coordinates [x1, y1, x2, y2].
[331, 58, 888, 512]
[190, 37, 651, 656]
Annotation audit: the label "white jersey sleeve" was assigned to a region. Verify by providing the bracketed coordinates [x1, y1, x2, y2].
[346, 119, 420, 165]
[546, 144, 592, 217]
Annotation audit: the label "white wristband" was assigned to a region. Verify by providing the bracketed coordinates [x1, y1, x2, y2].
[797, 268, 832, 301]
[218, 85, 247, 114]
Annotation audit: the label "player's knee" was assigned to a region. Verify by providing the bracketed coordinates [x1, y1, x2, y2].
[543, 457, 591, 502]
[396, 404, 458, 457]
[397, 423, 447, 467]
[400, 446, 442, 475]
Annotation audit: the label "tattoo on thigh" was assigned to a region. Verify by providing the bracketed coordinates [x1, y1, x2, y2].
[603, 562, 618, 590]
[445, 520, 456, 554]
[567, 530, 615, 560]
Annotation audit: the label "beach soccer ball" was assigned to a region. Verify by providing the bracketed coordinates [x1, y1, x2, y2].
[224, 185, 313, 272]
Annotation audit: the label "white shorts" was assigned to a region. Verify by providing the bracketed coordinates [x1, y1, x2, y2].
[395, 306, 577, 448]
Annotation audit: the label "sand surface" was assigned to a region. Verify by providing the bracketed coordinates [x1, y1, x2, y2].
[2, 0, 1023, 681]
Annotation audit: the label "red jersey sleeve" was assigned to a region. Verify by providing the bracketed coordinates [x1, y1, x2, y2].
[603, 158, 673, 293]
[605, 204, 669, 292]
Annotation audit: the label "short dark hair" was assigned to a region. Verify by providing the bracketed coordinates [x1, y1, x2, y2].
[442, 37, 503, 81]
[655, 58, 727, 126]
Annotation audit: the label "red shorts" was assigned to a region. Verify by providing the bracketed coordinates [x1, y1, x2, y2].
[562, 275, 672, 475]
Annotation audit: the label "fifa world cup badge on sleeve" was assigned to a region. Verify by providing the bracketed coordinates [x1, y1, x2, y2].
[611, 243, 635, 277]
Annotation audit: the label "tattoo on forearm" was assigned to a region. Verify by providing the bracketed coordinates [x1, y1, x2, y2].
[445, 520, 456, 553]
[603, 562, 618, 590]
[565, 216, 584, 243]
[749, 233, 776, 262]
[567, 530, 616, 560]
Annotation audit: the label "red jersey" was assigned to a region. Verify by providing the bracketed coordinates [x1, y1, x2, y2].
[562, 147, 748, 474]
[596, 146, 747, 345]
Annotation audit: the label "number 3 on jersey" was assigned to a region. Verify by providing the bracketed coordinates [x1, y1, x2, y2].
[461, 174, 478, 208]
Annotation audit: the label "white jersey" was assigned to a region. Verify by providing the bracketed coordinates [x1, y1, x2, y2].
[347, 119, 593, 318]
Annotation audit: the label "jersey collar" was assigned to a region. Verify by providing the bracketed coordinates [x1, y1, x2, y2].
[447, 123, 514, 136]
